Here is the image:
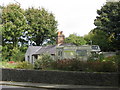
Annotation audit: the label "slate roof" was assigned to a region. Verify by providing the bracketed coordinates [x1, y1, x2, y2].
[60, 43, 76, 46]
[35, 45, 56, 55]
[25, 46, 42, 55]
[26, 43, 77, 55]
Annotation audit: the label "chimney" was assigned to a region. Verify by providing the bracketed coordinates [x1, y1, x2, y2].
[56, 31, 65, 45]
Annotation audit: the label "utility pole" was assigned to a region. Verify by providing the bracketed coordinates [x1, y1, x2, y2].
[90, 40, 92, 45]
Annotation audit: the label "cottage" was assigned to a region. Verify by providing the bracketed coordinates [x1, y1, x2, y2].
[25, 31, 101, 64]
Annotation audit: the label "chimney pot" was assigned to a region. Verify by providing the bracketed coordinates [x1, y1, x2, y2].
[56, 31, 65, 45]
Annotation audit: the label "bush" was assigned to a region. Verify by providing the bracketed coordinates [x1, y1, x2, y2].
[15, 61, 33, 69]
[87, 60, 118, 72]
[87, 54, 119, 72]
[88, 52, 104, 61]
[51, 59, 87, 71]
[34, 53, 54, 70]
[103, 55, 120, 63]
[51, 56, 118, 72]
[2, 47, 25, 62]
[11, 50, 25, 62]
[101, 55, 120, 72]
[33, 53, 119, 72]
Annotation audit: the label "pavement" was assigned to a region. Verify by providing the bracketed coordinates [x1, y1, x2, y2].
[1, 85, 49, 90]
[0, 81, 119, 90]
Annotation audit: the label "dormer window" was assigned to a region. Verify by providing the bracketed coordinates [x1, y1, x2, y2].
[91, 45, 98, 50]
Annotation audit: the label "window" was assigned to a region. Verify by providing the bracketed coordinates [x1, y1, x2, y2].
[28, 56, 30, 62]
[91, 46, 98, 50]
[76, 50, 87, 56]
[58, 51, 62, 57]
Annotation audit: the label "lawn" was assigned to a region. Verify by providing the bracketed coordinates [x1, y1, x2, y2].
[0, 61, 34, 69]
[0, 61, 17, 68]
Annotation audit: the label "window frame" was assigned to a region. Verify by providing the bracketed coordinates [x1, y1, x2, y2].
[76, 49, 87, 56]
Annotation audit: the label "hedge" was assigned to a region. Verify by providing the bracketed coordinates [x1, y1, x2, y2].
[1, 68, 119, 86]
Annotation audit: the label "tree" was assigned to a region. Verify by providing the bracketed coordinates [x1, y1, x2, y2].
[0, 6, 2, 45]
[0, 25, 2, 45]
[2, 4, 58, 61]
[25, 7, 58, 46]
[65, 34, 87, 46]
[94, 1, 120, 51]
[84, 29, 112, 51]
[2, 4, 28, 47]
[0, 6, 2, 24]
[2, 4, 29, 60]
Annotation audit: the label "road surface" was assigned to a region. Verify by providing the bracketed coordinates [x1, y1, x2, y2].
[0, 85, 51, 90]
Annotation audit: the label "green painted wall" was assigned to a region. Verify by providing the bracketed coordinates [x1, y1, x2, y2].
[56, 45, 93, 60]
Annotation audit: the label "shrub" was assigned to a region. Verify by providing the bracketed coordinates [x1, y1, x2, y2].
[15, 61, 33, 69]
[88, 52, 104, 61]
[33, 53, 119, 72]
[51, 59, 87, 71]
[86, 60, 102, 72]
[102, 55, 120, 72]
[2, 47, 25, 62]
[46, 56, 118, 72]
[34, 53, 54, 70]
[103, 55, 119, 63]
[101, 61, 118, 72]
[8, 61, 15, 64]
[11, 50, 25, 62]
[87, 54, 119, 72]
[87, 60, 118, 72]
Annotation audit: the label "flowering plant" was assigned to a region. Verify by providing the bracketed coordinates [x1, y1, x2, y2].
[8, 61, 15, 64]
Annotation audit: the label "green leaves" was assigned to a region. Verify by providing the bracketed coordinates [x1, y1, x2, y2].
[2, 4, 58, 61]
[84, 29, 111, 51]
[94, 2, 120, 51]
[2, 4, 28, 48]
[65, 34, 87, 46]
[25, 7, 58, 45]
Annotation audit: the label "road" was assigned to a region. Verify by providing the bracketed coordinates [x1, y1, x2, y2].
[0, 85, 51, 90]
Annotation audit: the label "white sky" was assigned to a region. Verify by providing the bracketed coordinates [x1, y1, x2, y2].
[0, 0, 106, 37]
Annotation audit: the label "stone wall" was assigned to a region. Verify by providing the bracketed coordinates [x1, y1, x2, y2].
[102, 52, 116, 57]
[1, 68, 119, 86]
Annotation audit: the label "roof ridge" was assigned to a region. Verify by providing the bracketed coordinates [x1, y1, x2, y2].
[34, 47, 42, 54]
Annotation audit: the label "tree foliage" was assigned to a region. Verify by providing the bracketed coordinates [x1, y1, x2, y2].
[94, 1, 120, 51]
[0, 6, 2, 24]
[65, 34, 87, 46]
[25, 7, 58, 46]
[0, 25, 2, 45]
[2, 4, 28, 47]
[2, 4, 29, 60]
[0, 6, 3, 45]
[1, 4, 58, 61]
[84, 29, 112, 51]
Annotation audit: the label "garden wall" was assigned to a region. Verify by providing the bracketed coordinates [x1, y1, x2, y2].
[103, 52, 116, 57]
[1, 68, 119, 86]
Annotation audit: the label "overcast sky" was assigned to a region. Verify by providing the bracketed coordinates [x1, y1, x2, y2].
[0, 0, 106, 37]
